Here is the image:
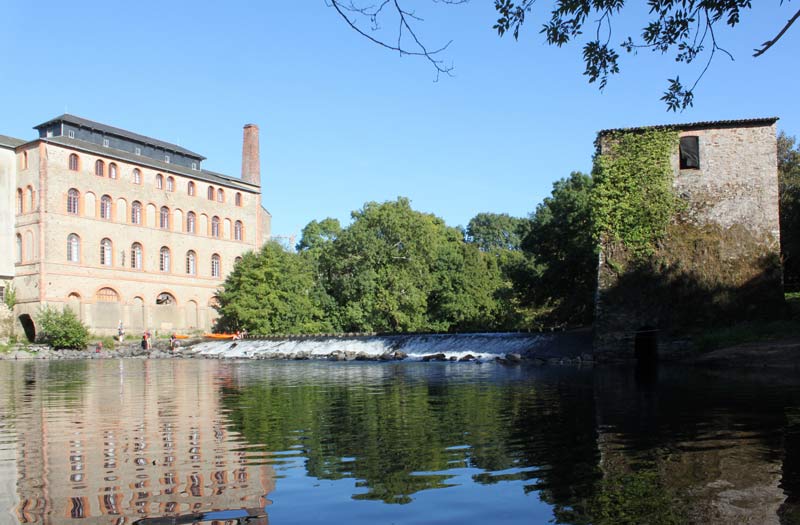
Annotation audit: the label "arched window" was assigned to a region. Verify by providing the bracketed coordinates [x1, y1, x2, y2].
[132, 168, 141, 184]
[15, 234, 22, 263]
[188, 181, 196, 196]
[109, 163, 118, 179]
[155, 174, 163, 189]
[131, 243, 142, 270]
[67, 234, 80, 263]
[167, 176, 175, 192]
[186, 211, 196, 234]
[26, 187, 34, 212]
[16, 188, 23, 214]
[160, 206, 170, 229]
[131, 201, 142, 224]
[156, 292, 175, 305]
[211, 254, 221, 278]
[235, 192, 242, 206]
[100, 238, 112, 266]
[67, 189, 80, 215]
[217, 189, 225, 203]
[186, 250, 196, 275]
[234, 256, 242, 265]
[100, 195, 112, 220]
[211, 216, 220, 238]
[95, 160, 105, 177]
[22, 151, 28, 169]
[159, 246, 171, 272]
[68, 154, 79, 171]
[207, 186, 214, 200]
[234, 221, 243, 241]
[96, 287, 119, 302]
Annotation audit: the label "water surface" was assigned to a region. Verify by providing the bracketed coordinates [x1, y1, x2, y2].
[1, 359, 799, 524]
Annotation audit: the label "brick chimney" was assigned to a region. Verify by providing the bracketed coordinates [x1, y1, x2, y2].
[241, 123, 260, 186]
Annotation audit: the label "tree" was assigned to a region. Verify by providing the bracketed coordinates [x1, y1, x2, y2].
[36, 306, 90, 350]
[215, 242, 335, 334]
[296, 217, 342, 253]
[517, 171, 596, 326]
[322, 197, 509, 332]
[330, 1, 798, 111]
[779, 131, 800, 290]
[465, 212, 528, 252]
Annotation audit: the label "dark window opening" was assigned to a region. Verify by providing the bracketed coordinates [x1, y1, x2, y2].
[680, 136, 700, 169]
[634, 326, 658, 363]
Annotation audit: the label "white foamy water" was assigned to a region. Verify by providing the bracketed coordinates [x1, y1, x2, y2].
[190, 333, 566, 361]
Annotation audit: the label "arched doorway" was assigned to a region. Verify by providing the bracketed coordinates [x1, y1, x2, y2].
[634, 326, 659, 363]
[18, 314, 35, 342]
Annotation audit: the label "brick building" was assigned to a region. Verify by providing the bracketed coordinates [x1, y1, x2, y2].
[593, 117, 783, 359]
[0, 115, 271, 338]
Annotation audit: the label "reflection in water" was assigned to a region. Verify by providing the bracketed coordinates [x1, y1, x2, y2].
[0, 360, 273, 524]
[3, 360, 800, 523]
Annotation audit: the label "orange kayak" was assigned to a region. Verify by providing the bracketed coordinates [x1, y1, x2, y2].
[203, 333, 236, 340]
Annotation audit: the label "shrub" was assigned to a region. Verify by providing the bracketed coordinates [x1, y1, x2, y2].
[36, 306, 90, 350]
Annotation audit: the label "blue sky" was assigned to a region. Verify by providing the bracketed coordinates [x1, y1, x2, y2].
[2, 2, 797, 241]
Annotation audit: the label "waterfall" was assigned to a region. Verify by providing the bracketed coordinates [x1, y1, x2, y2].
[189, 332, 590, 362]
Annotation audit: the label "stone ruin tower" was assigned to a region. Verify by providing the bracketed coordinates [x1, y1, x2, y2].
[593, 118, 783, 360]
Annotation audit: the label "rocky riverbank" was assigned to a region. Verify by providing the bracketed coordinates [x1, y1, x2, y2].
[0, 338, 205, 360]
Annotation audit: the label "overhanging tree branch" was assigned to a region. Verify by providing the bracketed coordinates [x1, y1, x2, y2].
[753, 6, 800, 57]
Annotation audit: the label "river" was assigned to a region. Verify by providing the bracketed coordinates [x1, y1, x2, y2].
[0, 359, 798, 524]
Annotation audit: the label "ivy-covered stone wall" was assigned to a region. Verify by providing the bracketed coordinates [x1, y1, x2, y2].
[594, 121, 782, 359]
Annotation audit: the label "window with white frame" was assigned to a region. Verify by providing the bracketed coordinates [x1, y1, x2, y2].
[67, 234, 80, 263]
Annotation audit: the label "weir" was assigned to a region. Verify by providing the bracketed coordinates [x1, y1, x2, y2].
[190, 331, 592, 361]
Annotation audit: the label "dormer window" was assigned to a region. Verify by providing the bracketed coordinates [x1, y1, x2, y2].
[191, 162, 197, 170]
[103, 138, 109, 147]
[680, 136, 700, 170]
[68, 130, 75, 139]
[164, 154, 170, 164]
[135, 147, 141, 156]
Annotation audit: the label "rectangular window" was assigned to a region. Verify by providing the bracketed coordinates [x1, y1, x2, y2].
[46, 129, 53, 138]
[680, 136, 700, 170]
[164, 155, 170, 164]
[103, 138, 110, 147]
[191, 162, 197, 170]
[68, 130, 75, 139]
[135, 147, 141, 155]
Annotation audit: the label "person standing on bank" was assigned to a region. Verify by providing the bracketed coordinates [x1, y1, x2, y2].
[118, 321, 125, 343]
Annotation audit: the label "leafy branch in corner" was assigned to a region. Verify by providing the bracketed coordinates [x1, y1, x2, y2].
[330, 0, 799, 111]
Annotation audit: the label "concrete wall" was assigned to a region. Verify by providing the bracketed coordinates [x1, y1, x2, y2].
[594, 122, 782, 358]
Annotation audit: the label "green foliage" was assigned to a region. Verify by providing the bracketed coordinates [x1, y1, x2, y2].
[592, 130, 680, 258]
[692, 319, 800, 353]
[296, 217, 342, 253]
[36, 306, 90, 350]
[215, 241, 335, 334]
[779, 132, 800, 290]
[323, 198, 506, 332]
[517, 172, 597, 326]
[92, 335, 117, 350]
[465, 212, 528, 252]
[3, 284, 16, 309]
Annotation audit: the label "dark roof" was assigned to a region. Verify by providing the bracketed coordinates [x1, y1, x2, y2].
[0, 134, 25, 149]
[598, 117, 779, 136]
[42, 135, 260, 193]
[34, 114, 206, 160]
